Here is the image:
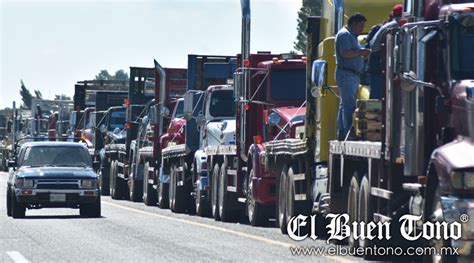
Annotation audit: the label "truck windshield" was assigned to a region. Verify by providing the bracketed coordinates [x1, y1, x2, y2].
[209, 90, 235, 117]
[109, 110, 125, 131]
[175, 101, 184, 118]
[271, 70, 306, 101]
[21, 146, 91, 167]
[450, 14, 474, 80]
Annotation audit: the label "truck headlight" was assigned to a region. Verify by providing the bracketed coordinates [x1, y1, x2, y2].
[23, 179, 34, 188]
[450, 171, 474, 189]
[81, 179, 96, 188]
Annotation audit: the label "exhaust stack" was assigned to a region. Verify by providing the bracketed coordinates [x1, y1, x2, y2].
[154, 59, 166, 134]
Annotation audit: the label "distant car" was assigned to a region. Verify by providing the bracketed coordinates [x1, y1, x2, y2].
[6, 142, 101, 218]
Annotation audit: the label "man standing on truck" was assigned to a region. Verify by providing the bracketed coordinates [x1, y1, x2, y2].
[368, 4, 403, 99]
[335, 13, 371, 140]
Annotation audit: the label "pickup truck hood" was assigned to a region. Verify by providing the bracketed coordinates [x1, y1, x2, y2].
[16, 167, 97, 179]
[206, 119, 236, 146]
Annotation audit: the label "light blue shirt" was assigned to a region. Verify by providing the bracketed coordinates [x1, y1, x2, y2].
[335, 26, 364, 73]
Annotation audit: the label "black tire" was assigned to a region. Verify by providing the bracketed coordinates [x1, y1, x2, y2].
[129, 165, 143, 202]
[80, 195, 101, 218]
[158, 180, 169, 209]
[358, 175, 371, 250]
[169, 165, 176, 211]
[347, 173, 360, 249]
[219, 163, 238, 222]
[278, 165, 288, 234]
[173, 164, 186, 213]
[100, 164, 110, 196]
[211, 163, 220, 221]
[6, 188, 12, 217]
[111, 160, 126, 200]
[143, 162, 157, 206]
[11, 191, 25, 218]
[109, 160, 117, 199]
[247, 168, 268, 226]
[284, 166, 297, 229]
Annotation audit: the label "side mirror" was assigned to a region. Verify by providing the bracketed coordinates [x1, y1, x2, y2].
[233, 71, 244, 99]
[311, 60, 327, 98]
[183, 92, 194, 120]
[268, 112, 281, 126]
[196, 114, 207, 127]
[150, 106, 158, 124]
[220, 121, 228, 131]
[99, 124, 107, 134]
[160, 106, 170, 117]
[8, 159, 17, 168]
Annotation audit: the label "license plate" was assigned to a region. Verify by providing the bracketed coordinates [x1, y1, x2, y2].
[50, 193, 66, 202]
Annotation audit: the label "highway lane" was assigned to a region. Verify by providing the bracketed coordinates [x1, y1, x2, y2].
[0, 171, 362, 262]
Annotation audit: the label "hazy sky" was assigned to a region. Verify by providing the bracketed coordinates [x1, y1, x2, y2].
[0, 0, 302, 108]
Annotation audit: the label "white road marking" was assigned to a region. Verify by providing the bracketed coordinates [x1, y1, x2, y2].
[103, 201, 353, 263]
[6, 251, 29, 263]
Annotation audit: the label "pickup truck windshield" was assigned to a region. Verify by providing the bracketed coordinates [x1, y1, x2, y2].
[209, 90, 235, 118]
[21, 146, 91, 167]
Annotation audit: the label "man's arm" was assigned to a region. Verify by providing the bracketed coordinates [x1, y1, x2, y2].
[338, 32, 371, 59]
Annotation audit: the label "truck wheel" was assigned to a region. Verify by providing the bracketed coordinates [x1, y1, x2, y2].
[6, 188, 12, 217]
[211, 163, 221, 221]
[347, 173, 360, 249]
[158, 180, 169, 209]
[109, 161, 116, 198]
[169, 165, 176, 211]
[278, 165, 288, 234]
[219, 163, 238, 222]
[11, 191, 26, 218]
[284, 166, 297, 230]
[80, 195, 101, 218]
[358, 175, 372, 250]
[100, 164, 110, 196]
[173, 165, 186, 213]
[143, 162, 157, 206]
[247, 168, 268, 226]
[129, 176, 142, 202]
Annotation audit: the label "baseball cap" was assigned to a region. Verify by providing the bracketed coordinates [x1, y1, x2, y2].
[392, 4, 403, 17]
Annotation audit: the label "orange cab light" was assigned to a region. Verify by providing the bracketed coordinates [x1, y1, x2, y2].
[244, 59, 250, 67]
[253, 135, 262, 144]
[125, 122, 132, 129]
[418, 176, 426, 185]
[463, 7, 473, 12]
[272, 57, 281, 65]
[123, 98, 130, 106]
[302, 56, 307, 64]
[244, 104, 250, 111]
[398, 18, 408, 26]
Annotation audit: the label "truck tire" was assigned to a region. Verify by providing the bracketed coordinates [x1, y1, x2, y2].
[284, 166, 297, 230]
[278, 165, 288, 234]
[219, 163, 238, 222]
[129, 176, 142, 202]
[169, 165, 176, 211]
[172, 164, 186, 213]
[109, 160, 118, 199]
[11, 191, 26, 218]
[100, 164, 110, 196]
[158, 179, 169, 209]
[143, 162, 157, 206]
[359, 175, 371, 250]
[211, 163, 221, 221]
[110, 161, 125, 200]
[6, 188, 12, 217]
[247, 168, 268, 226]
[347, 173, 360, 249]
[80, 195, 101, 218]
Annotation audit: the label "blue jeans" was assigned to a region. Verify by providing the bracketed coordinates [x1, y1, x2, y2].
[369, 72, 383, 99]
[336, 70, 360, 139]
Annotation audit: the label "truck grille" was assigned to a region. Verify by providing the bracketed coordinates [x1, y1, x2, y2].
[36, 179, 80, 190]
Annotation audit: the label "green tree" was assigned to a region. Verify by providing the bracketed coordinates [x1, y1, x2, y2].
[114, 70, 129, 81]
[294, 0, 322, 54]
[34, 89, 43, 99]
[54, 94, 72, 101]
[95, 70, 112, 80]
[94, 69, 129, 81]
[19, 79, 33, 109]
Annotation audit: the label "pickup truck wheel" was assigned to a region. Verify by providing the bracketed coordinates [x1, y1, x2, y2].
[11, 191, 25, 218]
[80, 195, 101, 218]
[143, 162, 157, 206]
[219, 163, 238, 222]
[247, 168, 268, 226]
[347, 173, 360, 249]
[278, 165, 288, 234]
[6, 188, 12, 217]
[211, 163, 221, 221]
[100, 164, 110, 196]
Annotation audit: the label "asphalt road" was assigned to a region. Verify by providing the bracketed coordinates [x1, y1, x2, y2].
[0, 171, 363, 263]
